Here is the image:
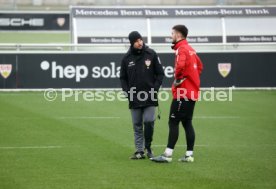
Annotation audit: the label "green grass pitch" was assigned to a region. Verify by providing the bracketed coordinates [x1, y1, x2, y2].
[0, 32, 70, 44]
[0, 90, 276, 189]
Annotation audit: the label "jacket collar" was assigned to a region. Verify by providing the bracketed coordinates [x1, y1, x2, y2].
[171, 39, 188, 50]
[130, 44, 146, 55]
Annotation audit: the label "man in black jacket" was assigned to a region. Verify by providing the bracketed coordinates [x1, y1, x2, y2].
[120, 31, 164, 159]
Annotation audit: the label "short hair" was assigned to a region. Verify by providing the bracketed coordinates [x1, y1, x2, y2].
[172, 25, 188, 38]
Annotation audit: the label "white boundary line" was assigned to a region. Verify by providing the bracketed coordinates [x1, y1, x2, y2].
[1, 87, 276, 92]
[56, 116, 238, 120]
[57, 116, 121, 119]
[0, 146, 62, 149]
[152, 144, 209, 147]
[57, 116, 239, 120]
[0, 115, 240, 121]
[194, 116, 240, 119]
[0, 116, 121, 120]
[151, 144, 276, 147]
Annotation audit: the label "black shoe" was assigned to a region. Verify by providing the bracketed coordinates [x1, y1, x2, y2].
[146, 148, 154, 159]
[130, 151, 146, 160]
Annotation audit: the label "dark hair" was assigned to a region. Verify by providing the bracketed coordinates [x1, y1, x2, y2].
[172, 25, 188, 38]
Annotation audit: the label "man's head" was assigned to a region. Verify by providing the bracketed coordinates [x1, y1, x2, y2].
[128, 31, 143, 49]
[171, 25, 188, 43]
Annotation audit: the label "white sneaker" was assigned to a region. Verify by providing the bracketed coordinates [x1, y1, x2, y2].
[150, 154, 172, 163]
[178, 156, 194, 162]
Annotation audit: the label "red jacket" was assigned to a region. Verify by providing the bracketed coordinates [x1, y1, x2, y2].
[171, 39, 203, 100]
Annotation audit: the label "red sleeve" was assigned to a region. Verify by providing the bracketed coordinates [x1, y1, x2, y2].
[196, 55, 203, 75]
[175, 48, 186, 79]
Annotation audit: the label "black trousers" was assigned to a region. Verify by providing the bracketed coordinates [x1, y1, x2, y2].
[167, 99, 196, 151]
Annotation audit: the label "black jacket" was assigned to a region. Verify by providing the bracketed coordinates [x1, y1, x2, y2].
[120, 45, 164, 109]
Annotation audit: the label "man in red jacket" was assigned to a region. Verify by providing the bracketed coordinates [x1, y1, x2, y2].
[151, 25, 203, 163]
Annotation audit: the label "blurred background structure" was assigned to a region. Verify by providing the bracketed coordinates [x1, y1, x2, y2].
[0, 0, 276, 89]
[0, 0, 276, 10]
[0, 3, 275, 189]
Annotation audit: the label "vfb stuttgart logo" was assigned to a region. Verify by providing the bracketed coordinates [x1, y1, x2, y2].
[218, 63, 231, 78]
[0, 64, 12, 79]
[56, 17, 65, 27]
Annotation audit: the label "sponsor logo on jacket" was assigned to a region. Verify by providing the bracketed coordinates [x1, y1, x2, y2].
[145, 59, 151, 69]
[128, 61, 135, 67]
